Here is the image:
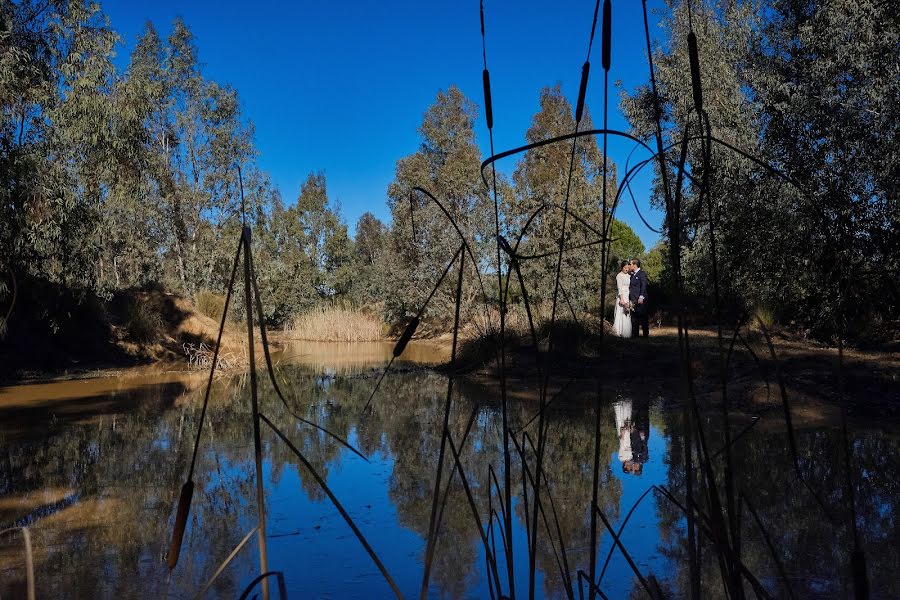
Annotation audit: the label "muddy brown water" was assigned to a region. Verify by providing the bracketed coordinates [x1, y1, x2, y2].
[0, 341, 897, 598]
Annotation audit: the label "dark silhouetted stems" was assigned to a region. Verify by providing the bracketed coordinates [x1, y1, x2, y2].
[578, 571, 610, 600]
[187, 233, 242, 479]
[237, 571, 288, 600]
[443, 424, 505, 594]
[259, 414, 403, 598]
[590, 4, 611, 591]
[420, 249, 465, 598]
[433, 408, 480, 557]
[757, 320, 837, 524]
[641, 0, 699, 593]
[656, 487, 775, 599]
[242, 226, 269, 600]
[741, 492, 796, 600]
[518, 433, 575, 598]
[596, 485, 655, 586]
[365, 244, 463, 411]
[169, 232, 242, 572]
[480, 8, 516, 591]
[593, 504, 654, 597]
[248, 251, 367, 460]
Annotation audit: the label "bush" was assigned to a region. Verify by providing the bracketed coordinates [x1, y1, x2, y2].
[124, 299, 164, 343]
[195, 290, 227, 322]
[750, 304, 776, 333]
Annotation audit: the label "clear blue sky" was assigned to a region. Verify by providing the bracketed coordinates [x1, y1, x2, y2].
[103, 0, 667, 249]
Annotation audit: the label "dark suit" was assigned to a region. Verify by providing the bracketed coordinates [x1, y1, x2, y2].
[629, 269, 650, 338]
[630, 399, 650, 464]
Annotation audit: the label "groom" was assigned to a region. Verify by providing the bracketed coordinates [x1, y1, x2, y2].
[629, 258, 649, 338]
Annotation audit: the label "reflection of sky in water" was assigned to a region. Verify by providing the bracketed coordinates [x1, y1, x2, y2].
[236, 415, 671, 598]
[598, 422, 671, 598]
[1, 363, 898, 599]
[264, 432, 427, 598]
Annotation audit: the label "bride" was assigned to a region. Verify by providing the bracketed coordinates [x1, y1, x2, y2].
[613, 260, 632, 337]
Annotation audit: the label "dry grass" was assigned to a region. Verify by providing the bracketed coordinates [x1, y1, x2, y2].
[194, 289, 227, 322]
[286, 307, 384, 342]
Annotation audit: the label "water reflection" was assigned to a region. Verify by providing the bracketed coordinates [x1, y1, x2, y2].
[275, 340, 449, 375]
[0, 361, 897, 598]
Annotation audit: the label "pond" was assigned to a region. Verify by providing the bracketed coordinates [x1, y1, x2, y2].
[0, 341, 897, 598]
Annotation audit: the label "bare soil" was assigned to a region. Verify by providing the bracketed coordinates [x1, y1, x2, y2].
[450, 324, 900, 424]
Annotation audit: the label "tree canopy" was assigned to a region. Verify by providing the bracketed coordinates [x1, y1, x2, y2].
[3, 0, 892, 344]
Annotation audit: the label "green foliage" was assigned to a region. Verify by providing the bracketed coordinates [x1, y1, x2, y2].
[1, 1, 118, 293]
[195, 289, 227, 322]
[609, 219, 645, 267]
[508, 85, 617, 314]
[6, 0, 891, 346]
[385, 86, 492, 324]
[350, 212, 388, 307]
[622, 0, 898, 342]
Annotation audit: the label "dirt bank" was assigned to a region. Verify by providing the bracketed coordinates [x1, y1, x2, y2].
[0, 282, 249, 382]
[449, 325, 900, 423]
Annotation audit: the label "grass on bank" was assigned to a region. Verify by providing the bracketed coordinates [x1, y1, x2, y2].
[286, 307, 384, 342]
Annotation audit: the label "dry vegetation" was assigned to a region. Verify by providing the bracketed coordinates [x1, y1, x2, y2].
[285, 307, 384, 342]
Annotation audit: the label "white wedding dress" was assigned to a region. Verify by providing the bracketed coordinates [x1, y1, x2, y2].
[614, 400, 633, 462]
[613, 272, 632, 338]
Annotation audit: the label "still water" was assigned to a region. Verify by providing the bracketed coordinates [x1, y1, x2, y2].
[0, 342, 897, 598]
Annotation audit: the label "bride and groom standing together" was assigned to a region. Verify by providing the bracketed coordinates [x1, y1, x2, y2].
[613, 258, 650, 338]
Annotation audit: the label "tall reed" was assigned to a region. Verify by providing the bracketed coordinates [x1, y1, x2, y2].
[286, 307, 384, 342]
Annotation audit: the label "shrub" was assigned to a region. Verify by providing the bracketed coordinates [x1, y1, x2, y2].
[125, 299, 164, 343]
[751, 304, 776, 332]
[195, 290, 227, 322]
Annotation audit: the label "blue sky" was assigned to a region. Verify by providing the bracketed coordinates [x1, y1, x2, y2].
[103, 0, 667, 249]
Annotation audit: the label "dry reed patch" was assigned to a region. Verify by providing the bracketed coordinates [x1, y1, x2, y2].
[286, 307, 384, 342]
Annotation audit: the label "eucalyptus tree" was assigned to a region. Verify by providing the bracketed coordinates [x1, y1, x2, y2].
[0, 0, 117, 295]
[748, 0, 900, 339]
[251, 172, 357, 324]
[622, 0, 899, 340]
[102, 22, 169, 289]
[621, 0, 773, 315]
[350, 212, 388, 307]
[509, 85, 620, 313]
[385, 86, 493, 324]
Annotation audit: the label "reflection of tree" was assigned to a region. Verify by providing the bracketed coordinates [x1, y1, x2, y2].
[654, 409, 900, 598]
[0, 376, 263, 598]
[511, 401, 622, 599]
[3, 367, 895, 598]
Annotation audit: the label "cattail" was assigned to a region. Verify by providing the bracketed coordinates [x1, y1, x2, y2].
[601, 0, 612, 72]
[166, 479, 194, 570]
[483, 69, 494, 130]
[393, 317, 420, 357]
[576, 61, 590, 123]
[688, 31, 703, 114]
[480, 0, 485, 36]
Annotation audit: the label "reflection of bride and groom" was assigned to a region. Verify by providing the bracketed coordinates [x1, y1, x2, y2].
[614, 399, 649, 475]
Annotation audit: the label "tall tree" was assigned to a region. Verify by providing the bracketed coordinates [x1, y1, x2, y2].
[509, 85, 618, 313]
[351, 212, 388, 307]
[385, 86, 492, 323]
[622, 0, 899, 340]
[749, 0, 900, 338]
[1, 1, 118, 296]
